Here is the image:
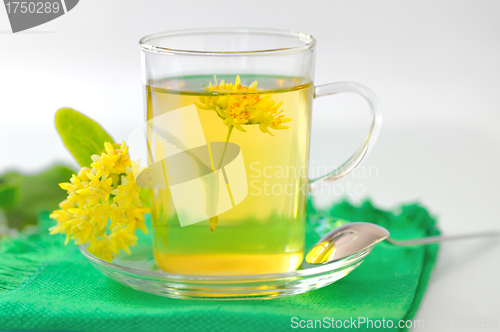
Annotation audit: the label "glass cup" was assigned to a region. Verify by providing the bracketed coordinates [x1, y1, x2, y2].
[136, 28, 382, 276]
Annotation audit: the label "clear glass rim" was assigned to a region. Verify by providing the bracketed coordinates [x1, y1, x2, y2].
[139, 28, 316, 56]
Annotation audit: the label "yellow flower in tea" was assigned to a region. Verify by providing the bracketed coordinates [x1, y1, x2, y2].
[249, 96, 291, 136]
[50, 141, 149, 262]
[195, 75, 291, 136]
[195, 75, 292, 232]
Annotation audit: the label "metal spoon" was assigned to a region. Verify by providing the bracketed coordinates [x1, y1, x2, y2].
[306, 222, 500, 265]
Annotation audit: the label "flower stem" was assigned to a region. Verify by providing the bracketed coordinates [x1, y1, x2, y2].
[209, 125, 233, 233]
[217, 125, 233, 169]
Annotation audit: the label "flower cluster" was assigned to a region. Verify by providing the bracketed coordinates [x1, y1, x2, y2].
[195, 75, 291, 136]
[50, 141, 148, 261]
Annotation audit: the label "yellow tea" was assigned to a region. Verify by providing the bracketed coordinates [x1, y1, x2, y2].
[146, 75, 313, 275]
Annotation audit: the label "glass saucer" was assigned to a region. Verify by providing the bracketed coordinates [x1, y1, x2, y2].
[79, 239, 372, 300]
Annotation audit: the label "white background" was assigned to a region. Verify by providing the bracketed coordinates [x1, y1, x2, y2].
[1, 0, 499, 330]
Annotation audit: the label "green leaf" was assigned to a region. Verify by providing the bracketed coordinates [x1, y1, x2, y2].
[0, 181, 21, 210]
[1, 165, 76, 229]
[55, 108, 115, 167]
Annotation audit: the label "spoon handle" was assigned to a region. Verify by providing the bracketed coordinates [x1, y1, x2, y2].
[386, 231, 500, 246]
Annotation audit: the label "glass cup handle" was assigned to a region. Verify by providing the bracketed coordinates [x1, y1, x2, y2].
[310, 82, 383, 190]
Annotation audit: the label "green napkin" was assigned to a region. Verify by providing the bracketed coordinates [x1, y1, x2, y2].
[0, 200, 439, 332]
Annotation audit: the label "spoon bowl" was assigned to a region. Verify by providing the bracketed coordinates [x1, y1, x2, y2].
[306, 222, 389, 264]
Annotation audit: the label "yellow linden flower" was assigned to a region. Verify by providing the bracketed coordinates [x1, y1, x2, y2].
[195, 75, 291, 135]
[59, 174, 84, 194]
[50, 141, 149, 262]
[108, 227, 138, 255]
[90, 203, 112, 231]
[195, 76, 292, 232]
[76, 171, 113, 207]
[90, 153, 117, 179]
[195, 75, 292, 232]
[104, 141, 131, 175]
[109, 206, 149, 235]
[59, 174, 86, 205]
[50, 205, 95, 245]
[111, 172, 142, 209]
[248, 96, 292, 136]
